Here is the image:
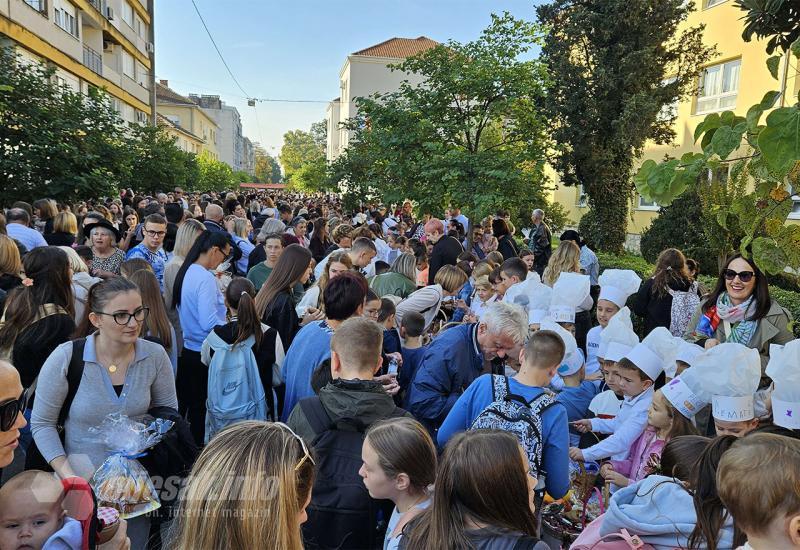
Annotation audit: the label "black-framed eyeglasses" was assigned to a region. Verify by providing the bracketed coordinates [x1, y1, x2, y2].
[723, 269, 755, 283]
[94, 306, 149, 325]
[144, 230, 166, 238]
[0, 388, 30, 432]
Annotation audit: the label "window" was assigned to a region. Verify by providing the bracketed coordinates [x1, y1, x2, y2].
[135, 61, 148, 88]
[704, 0, 727, 8]
[638, 195, 659, 210]
[696, 59, 741, 114]
[135, 110, 148, 124]
[122, 50, 134, 78]
[54, 0, 78, 37]
[24, 0, 46, 13]
[658, 77, 679, 121]
[134, 15, 146, 38]
[122, 0, 134, 27]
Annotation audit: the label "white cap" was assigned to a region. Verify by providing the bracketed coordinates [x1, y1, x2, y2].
[766, 340, 800, 429]
[598, 307, 639, 361]
[528, 284, 553, 325]
[589, 390, 622, 417]
[624, 327, 681, 381]
[503, 276, 542, 307]
[540, 317, 578, 368]
[665, 340, 703, 378]
[558, 348, 586, 377]
[598, 269, 641, 309]
[549, 272, 590, 324]
[692, 343, 761, 421]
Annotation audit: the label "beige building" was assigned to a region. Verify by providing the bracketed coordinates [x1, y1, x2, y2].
[157, 113, 203, 155]
[326, 36, 438, 161]
[156, 81, 219, 160]
[1, 0, 155, 124]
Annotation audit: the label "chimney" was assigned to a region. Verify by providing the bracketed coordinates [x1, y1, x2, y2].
[159, 79, 168, 87]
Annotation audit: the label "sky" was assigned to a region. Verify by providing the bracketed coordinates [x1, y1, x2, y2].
[155, 0, 542, 156]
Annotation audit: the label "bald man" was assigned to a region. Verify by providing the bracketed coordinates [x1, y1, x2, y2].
[203, 203, 242, 274]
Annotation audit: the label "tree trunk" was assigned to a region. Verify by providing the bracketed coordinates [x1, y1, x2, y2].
[581, 174, 631, 254]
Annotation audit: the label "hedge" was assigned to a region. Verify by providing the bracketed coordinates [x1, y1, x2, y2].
[597, 252, 800, 337]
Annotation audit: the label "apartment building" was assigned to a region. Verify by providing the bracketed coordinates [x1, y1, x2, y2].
[0, 0, 155, 124]
[550, 0, 800, 247]
[242, 136, 255, 176]
[156, 80, 219, 159]
[190, 94, 244, 172]
[325, 36, 438, 162]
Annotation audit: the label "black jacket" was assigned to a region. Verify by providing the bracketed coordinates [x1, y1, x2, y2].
[497, 234, 519, 261]
[44, 232, 76, 247]
[428, 235, 463, 285]
[632, 277, 697, 335]
[262, 290, 300, 351]
[13, 314, 76, 388]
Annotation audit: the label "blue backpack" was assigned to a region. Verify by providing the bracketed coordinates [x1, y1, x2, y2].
[205, 332, 268, 443]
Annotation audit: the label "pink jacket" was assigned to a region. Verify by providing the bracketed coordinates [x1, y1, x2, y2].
[610, 427, 665, 484]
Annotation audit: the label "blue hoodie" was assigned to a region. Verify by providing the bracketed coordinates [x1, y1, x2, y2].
[601, 475, 735, 550]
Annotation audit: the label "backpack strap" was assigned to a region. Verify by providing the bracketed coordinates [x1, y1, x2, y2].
[59, 339, 87, 428]
[530, 390, 557, 415]
[299, 397, 332, 439]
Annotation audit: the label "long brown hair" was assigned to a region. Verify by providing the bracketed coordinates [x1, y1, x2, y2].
[128, 269, 172, 351]
[651, 248, 691, 297]
[702, 253, 771, 320]
[365, 418, 436, 495]
[402, 430, 537, 549]
[225, 277, 262, 348]
[254, 244, 311, 319]
[314, 250, 353, 311]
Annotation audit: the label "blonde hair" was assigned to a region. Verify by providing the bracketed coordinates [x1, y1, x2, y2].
[543, 241, 581, 286]
[472, 261, 495, 280]
[173, 219, 205, 259]
[53, 211, 77, 235]
[171, 421, 314, 550]
[0, 235, 22, 276]
[231, 217, 249, 239]
[314, 250, 353, 312]
[58, 246, 88, 274]
[434, 265, 468, 294]
[331, 317, 383, 374]
[473, 275, 492, 290]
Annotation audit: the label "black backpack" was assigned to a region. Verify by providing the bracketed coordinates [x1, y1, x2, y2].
[298, 397, 405, 550]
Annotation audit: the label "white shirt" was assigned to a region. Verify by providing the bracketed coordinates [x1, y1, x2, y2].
[585, 325, 603, 376]
[584, 386, 653, 462]
[6, 222, 47, 251]
[471, 294, 497, 320]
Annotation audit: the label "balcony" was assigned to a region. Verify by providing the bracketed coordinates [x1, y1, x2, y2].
[88, 0, 103, 11]
[83, 44, 103, 76]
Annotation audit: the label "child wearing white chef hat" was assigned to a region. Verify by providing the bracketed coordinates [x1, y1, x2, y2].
[766, 340, 800, 432]
[671, 340, 704, 379]
[587, 308, 639, 421]
[586, 269, 642, 378]
[548, 272, 591, 334]
[693, 343, 761, 437]
[571, 328, 679, 463]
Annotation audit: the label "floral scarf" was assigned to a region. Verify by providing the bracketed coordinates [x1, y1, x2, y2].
[694, 292, 758, 345]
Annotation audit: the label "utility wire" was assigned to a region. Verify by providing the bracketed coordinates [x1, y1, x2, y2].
[189, 0, 250, 98]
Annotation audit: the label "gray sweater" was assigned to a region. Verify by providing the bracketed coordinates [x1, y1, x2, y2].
[31, 335, 178, 479]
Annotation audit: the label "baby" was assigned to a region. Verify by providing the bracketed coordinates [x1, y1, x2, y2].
[0, 471, 81, 550]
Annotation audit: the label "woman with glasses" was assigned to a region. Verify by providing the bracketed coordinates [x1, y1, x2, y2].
[31, 277, 177, 550]
[685, 253, 793, 374]
[170, 421, 315, 550]
[172, 231, 231, 446]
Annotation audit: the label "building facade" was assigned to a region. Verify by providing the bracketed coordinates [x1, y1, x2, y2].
[190, 94, 244, 172]
[157, 113, 203, 155]
[325, 36, 438, 162]
[156, 80, 218, 159]
[1, 0, 155, 124]
[242, 136, 255, 176]
[550, 0, 800, 247]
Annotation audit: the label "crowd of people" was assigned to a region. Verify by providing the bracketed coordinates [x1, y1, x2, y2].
[0, 188, 798, 550]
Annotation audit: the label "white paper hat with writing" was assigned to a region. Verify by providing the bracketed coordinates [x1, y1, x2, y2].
[598, 307, 639, 362]
[766, 340, 800, 429]
[598, 269, 641, 309]
[692, 343, 761, 421]
[503, 275, 542, 316]
[549, 272, 590, 324]
[624, 327, 681, 381]
[540, 317, 578, 369]
[528, 284, 553, 325]
[666, 340, 705, 378]
[663, 352, 714, 419]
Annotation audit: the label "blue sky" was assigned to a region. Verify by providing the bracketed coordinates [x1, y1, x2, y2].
[155, 0, 542, 155]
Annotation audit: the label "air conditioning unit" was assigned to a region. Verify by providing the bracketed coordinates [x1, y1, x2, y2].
[105, 6, 114, 20]
[145, 42, 154, 54]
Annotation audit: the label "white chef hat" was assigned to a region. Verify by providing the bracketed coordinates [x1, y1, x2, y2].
[662, 356, 713, 419]
[692, 343, 761, 421]
[503, 276, 542, 309]
[558, 348, 586, 377]
[589, 390, 622, 417]
[540, 317, 577, 367]
[549, 272, 590, 324]
[598, 269, 641, 309]
[766, 340, 800, 429]
[598, 307, 639, 362]
[528, 284, 553, 325]
[624, 327, 681, 381]
[665, 340, 704, 378]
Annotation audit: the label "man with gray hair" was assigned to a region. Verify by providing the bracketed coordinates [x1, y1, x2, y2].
[408, 301, 529, 434]
[528, 208, 552, 277]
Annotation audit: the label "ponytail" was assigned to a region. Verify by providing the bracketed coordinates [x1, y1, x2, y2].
[226, 277, 262, 348]
[172, 230, 229, 309]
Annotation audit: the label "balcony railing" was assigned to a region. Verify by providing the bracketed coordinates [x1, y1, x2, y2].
[83, 44, 103, 76]
[88, 0, 103, 11]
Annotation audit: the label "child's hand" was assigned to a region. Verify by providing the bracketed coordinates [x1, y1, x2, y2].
[568, 447, 584, 461]
[604, 471, 629, 487]
[571, 419, 593, 433]
[600, 463, 614, 478]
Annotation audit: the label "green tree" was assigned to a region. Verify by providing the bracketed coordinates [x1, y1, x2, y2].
[254, 145, 281, 183]
[310, 119, 327, 148]
[0, 48, 131, 204]
[634, 1, 800, 277]
[280, 129, 326, 192]
[123, 124, 199, 195]
[327, 13, 554, 229]
[197, 151, 235, 192]
[232, 170, 251, 183]
[536, 0, 714, 252]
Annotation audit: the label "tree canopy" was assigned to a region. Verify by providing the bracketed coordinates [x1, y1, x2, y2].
[280, 129, 326, 192]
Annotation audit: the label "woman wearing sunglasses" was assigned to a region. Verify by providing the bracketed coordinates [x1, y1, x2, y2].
[31, 277, 177, 550]
[686, 253, 794, 375]
[170, 421, 315, 550]
[0, 360, 27, 468]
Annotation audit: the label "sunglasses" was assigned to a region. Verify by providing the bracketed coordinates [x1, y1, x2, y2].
[274, 422, 315, 471]
[0, 388, 30, 432]
[723, 269, 755, 283]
